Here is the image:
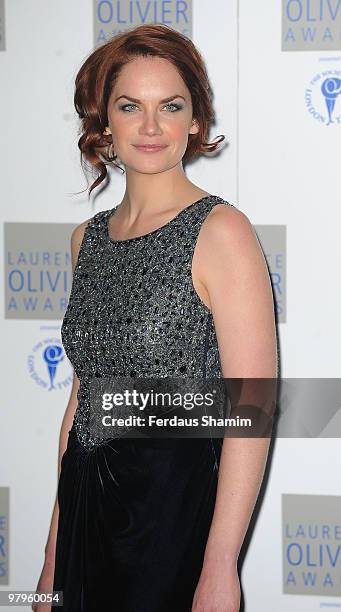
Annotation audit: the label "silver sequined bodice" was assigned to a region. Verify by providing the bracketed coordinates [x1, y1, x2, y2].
[61, 195, 234, 449]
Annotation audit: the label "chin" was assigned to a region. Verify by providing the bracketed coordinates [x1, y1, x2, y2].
[125, 160, 174, 174]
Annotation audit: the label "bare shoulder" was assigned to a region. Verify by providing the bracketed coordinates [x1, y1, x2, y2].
[192, 200, 268, 298]
[70, 217, 92, 272]
[202, 202, 259, 255]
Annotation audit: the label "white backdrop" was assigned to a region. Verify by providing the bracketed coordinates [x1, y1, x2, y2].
[1, 1, 340, 610]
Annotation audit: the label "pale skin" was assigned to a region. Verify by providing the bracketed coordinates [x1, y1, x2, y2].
[34, 55, 277, 612]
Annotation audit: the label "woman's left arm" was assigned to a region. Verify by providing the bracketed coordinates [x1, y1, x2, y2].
[191, 204, 278, 611]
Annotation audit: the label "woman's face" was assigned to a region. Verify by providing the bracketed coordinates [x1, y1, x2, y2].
[104, 55, 199, 173]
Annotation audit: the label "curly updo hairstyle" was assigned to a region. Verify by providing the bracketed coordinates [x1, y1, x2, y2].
[74, 23, 226, 197]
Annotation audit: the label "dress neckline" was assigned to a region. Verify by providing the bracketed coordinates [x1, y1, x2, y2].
[105, 194, 216, 244]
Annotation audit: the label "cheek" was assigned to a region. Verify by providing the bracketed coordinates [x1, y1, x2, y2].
[110, 119, 133, 139]
[166, 120, 191, 142]
[109, 112, 136, 134]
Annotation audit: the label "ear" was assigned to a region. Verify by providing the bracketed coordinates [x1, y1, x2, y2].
[189, 118, 200, 135]
[103, 126, 112, 136]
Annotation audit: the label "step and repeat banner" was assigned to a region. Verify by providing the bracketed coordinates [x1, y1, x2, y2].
[1, 1, 340, 610]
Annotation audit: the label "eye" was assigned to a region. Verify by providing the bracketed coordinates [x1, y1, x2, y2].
[119, 103, 138, 112]
[118, 102, 183, 113]
[164, 103, 183, 112]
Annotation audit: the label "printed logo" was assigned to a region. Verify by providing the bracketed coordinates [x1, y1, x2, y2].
[282, 0, 341, 51]
[305, 70, 341, 125]
[0, 488, 9, 585]
[27, 336, 72, 391]
[254, 225, 286, 324]
[283, 493, 341, 596]
[4, 222, 75, 320]
[93, 0, 193, 46]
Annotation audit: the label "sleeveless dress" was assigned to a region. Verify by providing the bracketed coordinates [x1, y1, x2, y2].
[53, 194, 234, 612]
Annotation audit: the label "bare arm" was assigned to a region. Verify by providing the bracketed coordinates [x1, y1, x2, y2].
[196, 204, 278, 568]
[191, 205, 277, 610]
[43, 218, 90, 565]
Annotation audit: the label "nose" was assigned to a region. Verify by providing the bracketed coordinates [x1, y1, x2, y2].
[138, 110, 163, 136]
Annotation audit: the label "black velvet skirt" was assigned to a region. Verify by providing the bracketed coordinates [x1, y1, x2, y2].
[52, 424, 222, 612]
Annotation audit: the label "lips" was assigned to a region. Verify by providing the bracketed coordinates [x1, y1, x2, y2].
[133, 144, 168, 152]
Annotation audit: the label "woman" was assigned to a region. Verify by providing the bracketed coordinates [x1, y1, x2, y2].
[34, 23, 277, 612]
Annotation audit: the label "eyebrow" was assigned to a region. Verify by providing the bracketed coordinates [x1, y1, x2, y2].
[113, 94, 186, 104]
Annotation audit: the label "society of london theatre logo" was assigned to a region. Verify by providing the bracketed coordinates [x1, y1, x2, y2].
[27, 337, 72, 391]
[305, 69, 341, 125]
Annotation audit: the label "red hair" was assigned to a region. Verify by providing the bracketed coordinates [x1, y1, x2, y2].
[74, 23, 226, 197]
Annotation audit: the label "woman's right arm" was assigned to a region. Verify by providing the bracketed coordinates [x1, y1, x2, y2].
[44, 218, 90, 563]
[32, 219, 90, 608]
